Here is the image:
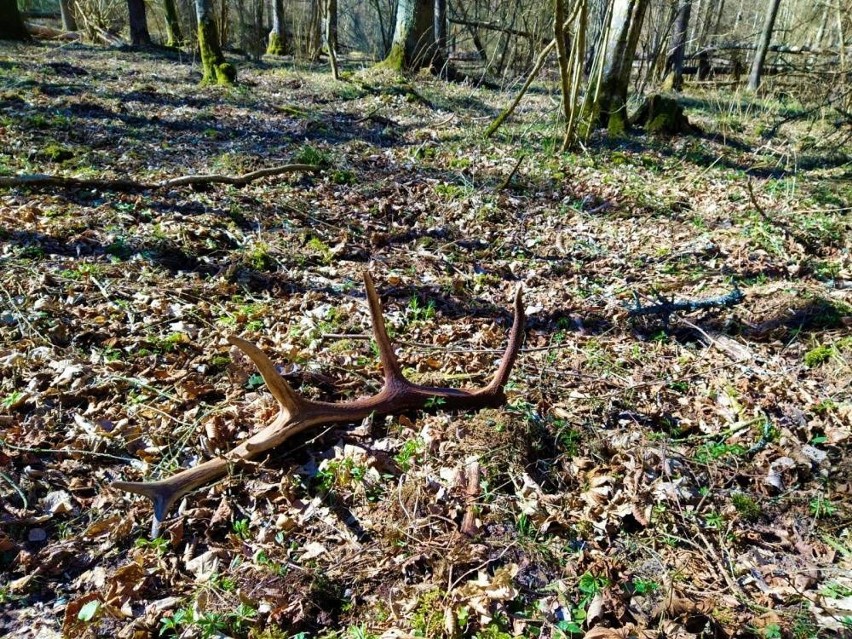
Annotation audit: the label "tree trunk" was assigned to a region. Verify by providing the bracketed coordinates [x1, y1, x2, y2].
[60, 0, 78, 31]
[588, 0, 650, 135]
[325, 0, 340, 79]
[267, 0, 285, 54]
[664, 0, 691, 91]
[163, 0, 182, 46]
[128, 0, 152, 45]
[0, 0, 29, 40]
[747, 0, 782, 91]
[196, 0, 236, 84]
[434, 0, 446, 69]
[379, 0, 436, 71]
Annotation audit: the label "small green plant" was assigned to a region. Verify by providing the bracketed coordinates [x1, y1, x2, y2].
[306, 236, 333, 264]
[316, 458, 368, 492]
[394, 438, 422, 471]
[761, 623, 782, 639]
[556, 572, 611, 634]
[704, 511, 724, 529]
[407, 296, 436, 324]
[160, 606, 193, 634]
[410, 588, 444, 637]
[245, 243, 274, 271]
[232, 518, 251, 540]
[731, 493, 762, 521]
[804, 343, 835, 367]
[346, 624, 378, 639]
[331, 169, 356, 185]
[631, 578, 660, 595]
[695, 441, 747, 463]
[295, 144, 330, 166]
[424, 396, 446, 409]
[1, 391, 25, 409]
[809, 495, 837, 519]
[135, 536, 170, 555]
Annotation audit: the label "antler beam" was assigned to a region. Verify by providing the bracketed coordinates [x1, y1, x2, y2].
[113, 272, 524, 537]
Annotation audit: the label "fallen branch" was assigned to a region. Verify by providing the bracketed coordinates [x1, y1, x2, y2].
[627, 285, 744, 322]
[0, 163, 321, 192]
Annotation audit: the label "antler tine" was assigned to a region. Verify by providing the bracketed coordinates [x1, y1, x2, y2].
[227, 335, 303, 419]
[112, 456, 229, 538]
[362, 271, 405, 386]
[110, 478, 175, 539]
[484, 285, 525, 395]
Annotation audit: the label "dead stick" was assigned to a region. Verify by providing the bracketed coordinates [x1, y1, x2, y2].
[0, 163, 320, 192]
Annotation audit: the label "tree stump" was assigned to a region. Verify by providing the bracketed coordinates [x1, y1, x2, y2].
[631, 94, 696, 135]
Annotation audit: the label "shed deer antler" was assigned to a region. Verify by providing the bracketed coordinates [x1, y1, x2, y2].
[113, 272, 524, 537]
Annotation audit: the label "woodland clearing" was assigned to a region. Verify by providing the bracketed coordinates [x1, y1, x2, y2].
[0, 42, 850, 639]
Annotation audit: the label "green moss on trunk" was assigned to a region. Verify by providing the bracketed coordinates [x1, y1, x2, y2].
[376, 43, 405, 72]
[163, 0, 183, 47]
[197, 22, 235, 85]
[267, 32, 285, 56]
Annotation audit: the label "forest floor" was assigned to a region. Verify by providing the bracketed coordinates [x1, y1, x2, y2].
[0, 41, 850, 639]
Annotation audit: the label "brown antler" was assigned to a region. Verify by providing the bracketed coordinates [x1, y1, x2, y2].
[113, 272, 524, 537]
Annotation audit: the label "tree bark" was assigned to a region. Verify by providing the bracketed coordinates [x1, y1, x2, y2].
[588, 0, 651, 135]
[324, 0, 340, 79]
[379, 0, 436, 71]
[665, 0, 691, 91]
[434, 0, 447, 62]
[267, 0, 286, 54]
[196, 0, 236, 84]
[127, 0, 152, 45]
[163, 0, 182, 46]
[59, 0, 78, 31]
[0, 0, 28, 39]
[747, 0, 782, 90]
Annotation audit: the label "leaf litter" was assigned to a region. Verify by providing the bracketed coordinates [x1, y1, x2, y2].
[0, 41, 851, 638]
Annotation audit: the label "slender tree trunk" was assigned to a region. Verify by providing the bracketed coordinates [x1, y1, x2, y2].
[163, 0, 182, 46]
[555, 0, 572, 125]
[710, 0, 725, 43]
[218, 0, 229, 48]
[324, 0, 340, 78]
[379, 0, 436, 71]
[128, 0, 152, 45]
[665, 0, 691, 91]
[267, 0, 286, 54]
[0, 0, 29, 40]
[196, 0, 236, 84]
[813, 3, 830, 48]
[747, 0, 782, 91]
[836, 0, 846, 73]
[60, 0, 78, 31]
[590, 0, 650, 135]
[434, 0, 447, 72]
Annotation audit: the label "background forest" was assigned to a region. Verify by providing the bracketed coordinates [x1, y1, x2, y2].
[0, 0, 851, 638]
